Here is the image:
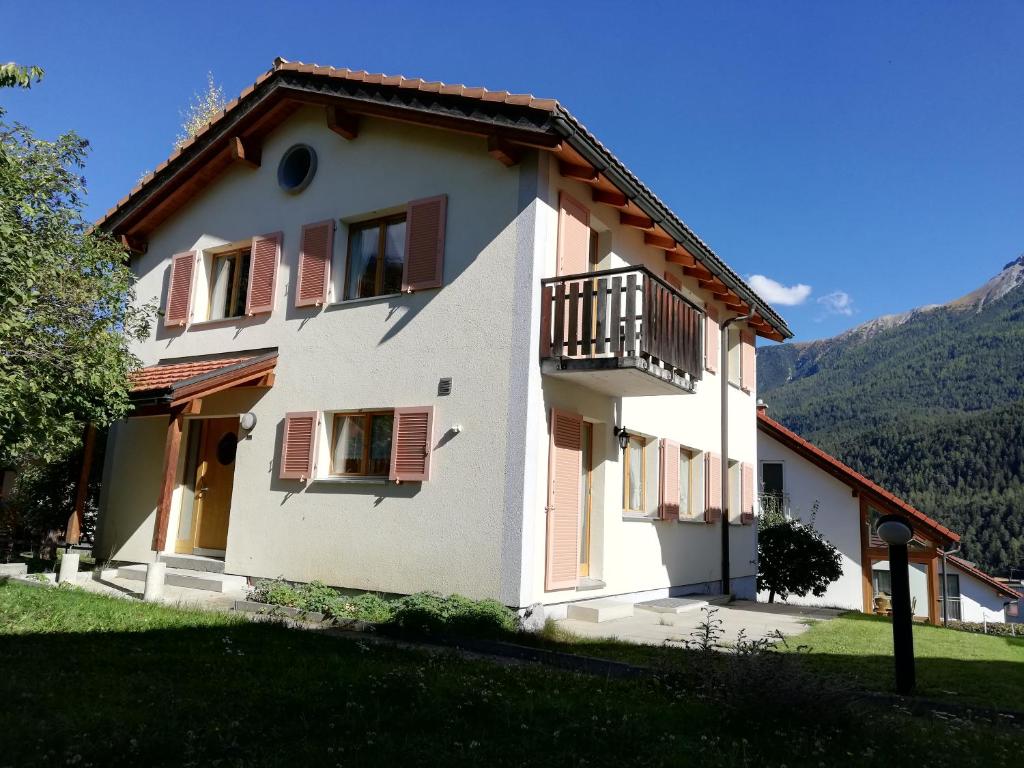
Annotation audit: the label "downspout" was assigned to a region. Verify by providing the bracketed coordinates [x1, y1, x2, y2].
[939, 544, 961, 627]
[720, 313, 752, 598]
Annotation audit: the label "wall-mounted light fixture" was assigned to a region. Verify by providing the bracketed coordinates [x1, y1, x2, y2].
[239, 412, 258, 432]
[613, 426, 630, 452]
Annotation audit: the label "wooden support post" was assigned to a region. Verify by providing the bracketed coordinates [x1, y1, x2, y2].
[151, 410, 184, 553]
[326, 105, 359, 140]
[66, 423, 96, 545]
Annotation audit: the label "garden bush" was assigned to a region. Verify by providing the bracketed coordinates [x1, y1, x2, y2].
[948, 619, 1021, 638]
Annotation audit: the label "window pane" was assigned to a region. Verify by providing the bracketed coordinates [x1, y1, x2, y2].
[346, 225, 379, 300]
[368, 414, 394, 476]
[872, 568, 892, 596]
[332, 415, 366, 474]
[210, 255, 235, 320]
[627, 439, 643, 511]
[232, 250, 251, 317]
[762, 462, 784, 495]
[679, 450, 690, 516]
[381, 220, 406, 295]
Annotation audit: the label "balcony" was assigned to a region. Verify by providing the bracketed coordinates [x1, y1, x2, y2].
[539, 266, 704, 396]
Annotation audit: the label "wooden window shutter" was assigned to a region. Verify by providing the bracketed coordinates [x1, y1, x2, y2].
[556, 192, 590, 276]
[402, 195, 447, 292]
[705, 306, 719, 373]
[295, 220, 334, 307]
[280, 412, 318, 481]
[389, 406, 434, 482]
[740, 329, 756, 392]
[245, 232, 282, 315]
[545, 408, 583, 590]
[164, 251, 196, 327]
[741, 462, 755, 524]
[658, 438, 681, 520]
[704, 452, 722, 523]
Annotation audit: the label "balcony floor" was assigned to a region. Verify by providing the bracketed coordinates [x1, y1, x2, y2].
[541, 356, 695, 396]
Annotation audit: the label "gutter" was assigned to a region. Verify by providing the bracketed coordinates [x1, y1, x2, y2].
[550, 109, 792, 339]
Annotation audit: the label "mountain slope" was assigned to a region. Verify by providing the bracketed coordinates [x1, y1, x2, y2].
[757, 256, 1024, 575]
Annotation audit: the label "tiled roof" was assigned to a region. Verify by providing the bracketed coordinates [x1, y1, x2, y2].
[757, 411, 960, 545]
[949, 555, 1020, 600]
[131, 356, 255, 394]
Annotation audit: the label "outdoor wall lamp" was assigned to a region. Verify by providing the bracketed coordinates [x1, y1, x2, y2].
[239, 412, 258, 432]
[613, 426, 630, 452]
[876, 513, 915, 695]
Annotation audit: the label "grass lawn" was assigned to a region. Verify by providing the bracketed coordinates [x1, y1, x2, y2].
[793, 612, 1024, 712]
[0, 583, 1020, 767]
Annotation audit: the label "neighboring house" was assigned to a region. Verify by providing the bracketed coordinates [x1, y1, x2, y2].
[91, 60, 791, 612]
[757, 405, 1019, 624]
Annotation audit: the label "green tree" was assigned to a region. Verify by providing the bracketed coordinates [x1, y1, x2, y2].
[0, 62, 43, 89]
[174, 72, 226, 150]
[757, 503, 843, 603]
[0, 112, 152, 470]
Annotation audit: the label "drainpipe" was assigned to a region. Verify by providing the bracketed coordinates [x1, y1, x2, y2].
[720, 313, 752, 598]
[939, 544, 961, 627]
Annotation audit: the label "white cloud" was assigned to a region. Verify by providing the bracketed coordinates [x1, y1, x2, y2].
[747, 274, 812, 306]
[817, 291, 855, 317]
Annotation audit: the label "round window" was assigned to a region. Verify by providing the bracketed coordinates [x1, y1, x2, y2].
[216, 432, 238, 466]
[277, 144, 317, 193]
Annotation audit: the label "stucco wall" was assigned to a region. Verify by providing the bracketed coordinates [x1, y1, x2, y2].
[948, 562, 1010, 623]
[101, 109, 538, 600]
[520, 168, 760, 607]
[755, 429, 865, 610]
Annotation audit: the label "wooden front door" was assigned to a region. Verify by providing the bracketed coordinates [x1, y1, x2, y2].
[193, 417, 239, 552]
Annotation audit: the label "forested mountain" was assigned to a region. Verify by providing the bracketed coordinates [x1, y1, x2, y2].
[758, 256, 1024, 575]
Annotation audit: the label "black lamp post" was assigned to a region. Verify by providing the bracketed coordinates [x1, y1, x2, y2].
[876, 514, 915, 695]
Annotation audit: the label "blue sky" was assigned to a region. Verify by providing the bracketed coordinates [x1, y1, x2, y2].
[4, 0, 1022, 341]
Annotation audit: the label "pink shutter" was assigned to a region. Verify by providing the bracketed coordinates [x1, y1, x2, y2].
[705, 306, 719, 373]
[545, 408, 582, 590]
[659, 438, 681, 520]
[704, 452, 722, 523]
[295, 220, 334, 307]
[164, 251, 196, 327]
[740, 329, 756, 392]
[557, 192, 590, 276]
[389, 406, 434, 482]
[245, 232, 281, 315]
[402, 195, 447, 292]
[741, 461, 755, 524]
[280, 412, 318, 481]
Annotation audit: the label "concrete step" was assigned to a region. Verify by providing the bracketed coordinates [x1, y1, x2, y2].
[566, 599, 634, 623]
[636, 595, 732, 614]
[158, 554, 225, 573]
[116, 564, 246, 593]
[0, 563, 28, 577]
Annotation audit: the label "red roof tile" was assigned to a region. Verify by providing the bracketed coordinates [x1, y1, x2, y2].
[949, 556, 1020, 600]
[132, 356, 254, 394]
[757, 411, 960, 545]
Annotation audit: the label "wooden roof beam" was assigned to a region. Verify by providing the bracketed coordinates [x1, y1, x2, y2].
[326, 105, 359, 140]
[591, 188, 628, 207]
[621, 211, 654, 230]
[120, 234, 148, 256]
[682, 263, 713, 281]
[229, 136, 261, 169]
[643, 231, 676, 250]
[664, 249, 696, 268]
[487, 136, 521, 167]
[559, 161, 598, 181]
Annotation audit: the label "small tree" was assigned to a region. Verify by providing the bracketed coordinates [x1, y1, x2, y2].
[0, 62, 43, 89]
[757, 501, 843, 603]
[174, 72, 226, 150]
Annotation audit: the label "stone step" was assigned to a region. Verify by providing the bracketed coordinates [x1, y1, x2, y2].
[116, 564, 246, 593]
[566, 599, 634, 623]
[0, 563, 28, 577]
[158, 554, 225, 573]
[636, 595, 732, 614]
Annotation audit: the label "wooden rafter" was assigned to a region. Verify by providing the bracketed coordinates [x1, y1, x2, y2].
[487, 135, 521, 167]
[664, 250, 696, 268]
[620, 211, 654, 230]
[558, 161, 598, 181]
[643, 231, 676, 250]
[591, 188, 628, 207]
[326, 105, 359, 139]
[229, 136, 261, 168]
[120, 234, 148, 256]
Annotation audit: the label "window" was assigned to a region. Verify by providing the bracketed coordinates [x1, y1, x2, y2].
[208, 247, 251, 320]
[761, 462, 784, 495]
[728, 326, 742, 386]
[345, 215, 407, 300]
[872, 567, 892, 597]
[624, 435, 646, 513]
[939, 573, 962, 621]
[330, 411, 395, 477]
[678, 447, 695, 518]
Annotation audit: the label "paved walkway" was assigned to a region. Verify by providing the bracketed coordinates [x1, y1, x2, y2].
[557, 600, 842, 646]
[71, 570, 247, 612]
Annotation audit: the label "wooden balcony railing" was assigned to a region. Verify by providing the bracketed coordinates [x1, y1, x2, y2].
[539, 266, 704, 386]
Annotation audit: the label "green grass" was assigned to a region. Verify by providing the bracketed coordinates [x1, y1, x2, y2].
[793, 612, 1024, 711]
[1, 583, 1021, 767]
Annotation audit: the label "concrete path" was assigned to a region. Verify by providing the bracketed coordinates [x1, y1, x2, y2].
[73, 571, 247, 612]
[557, 600, 842, 647]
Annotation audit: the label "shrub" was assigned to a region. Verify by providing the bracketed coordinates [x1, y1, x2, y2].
[948, 620, 1021, 638]
[248, 578, 302, 608]
[389, 592, 518, 637]
[336, 593, 395, 623]
[758, 506, 842, 603]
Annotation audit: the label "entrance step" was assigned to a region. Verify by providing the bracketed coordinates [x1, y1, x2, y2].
[116, 564, 246, 593]
[158, 554, 225, 573]
[566, 599, 634, 623]
[636, 595, 732, 614]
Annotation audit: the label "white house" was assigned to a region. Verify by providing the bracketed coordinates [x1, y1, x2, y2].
[756, 405, 1019, 624]
[90, 60, 792, 613]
